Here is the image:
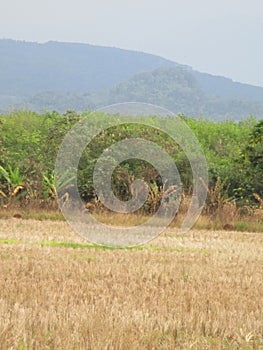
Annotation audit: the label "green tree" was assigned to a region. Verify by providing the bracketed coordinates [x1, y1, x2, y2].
[242, 119, 263, 198]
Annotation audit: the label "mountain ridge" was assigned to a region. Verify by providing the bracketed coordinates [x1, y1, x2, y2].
[1, 39, 263, 120]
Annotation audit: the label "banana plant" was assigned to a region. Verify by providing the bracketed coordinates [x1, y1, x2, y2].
[0, 164, 25, 203]
[42, 170, 74, 200]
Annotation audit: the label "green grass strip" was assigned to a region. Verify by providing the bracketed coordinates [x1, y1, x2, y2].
[0, 238, 211, 254]
[37, 240, 210, 253]
[38, 240, 149, 250]
[0, 238, 20, 245]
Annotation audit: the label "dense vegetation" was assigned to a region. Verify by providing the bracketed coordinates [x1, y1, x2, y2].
[0, 110, 262, 216]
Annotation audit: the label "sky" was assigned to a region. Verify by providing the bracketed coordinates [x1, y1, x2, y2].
[1, 0, 263, 87]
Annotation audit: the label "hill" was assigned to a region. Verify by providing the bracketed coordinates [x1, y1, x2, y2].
[0, 39, 175, 96]
[106, 67, 263, 120]
[1, 39, 263, 120]
[14, 66, 263, 121]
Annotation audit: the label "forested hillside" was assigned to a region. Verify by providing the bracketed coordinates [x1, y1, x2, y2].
[107, 67, 263, 121]
[1, 39, 263, 121]
[12, 67, 263, 121]
[0, 39, 175, 96]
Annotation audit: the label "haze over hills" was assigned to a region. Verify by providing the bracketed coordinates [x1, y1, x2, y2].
[106, 67, 263, 120]
[0, 39, 176, 96]
[1, 39, 263, 120]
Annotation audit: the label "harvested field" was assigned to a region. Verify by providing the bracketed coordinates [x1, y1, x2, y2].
[0, 219, 262, 349]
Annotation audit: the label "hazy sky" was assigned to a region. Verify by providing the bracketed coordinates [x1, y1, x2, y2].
[1, 0, 263, 87]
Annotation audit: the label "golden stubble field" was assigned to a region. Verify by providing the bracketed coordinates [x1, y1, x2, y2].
[0, 219, 262, 349]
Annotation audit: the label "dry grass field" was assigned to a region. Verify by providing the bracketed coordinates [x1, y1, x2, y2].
[0, 218, 262, 349]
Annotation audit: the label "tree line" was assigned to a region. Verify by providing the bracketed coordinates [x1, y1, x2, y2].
[0, 110, 262, 213]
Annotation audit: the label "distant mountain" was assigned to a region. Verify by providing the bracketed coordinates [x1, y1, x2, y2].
[14, 67, 263, 121]
[191, 70, 263, 100]
[0, 39, 175, 96]
[1, 39, 263, 120]
[106, 67, 263, 120]
[107, 66, 204, 114]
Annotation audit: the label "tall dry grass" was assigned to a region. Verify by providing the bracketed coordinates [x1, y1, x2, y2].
[1, 194, 263, 233]
[0, 219, 262, 349]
